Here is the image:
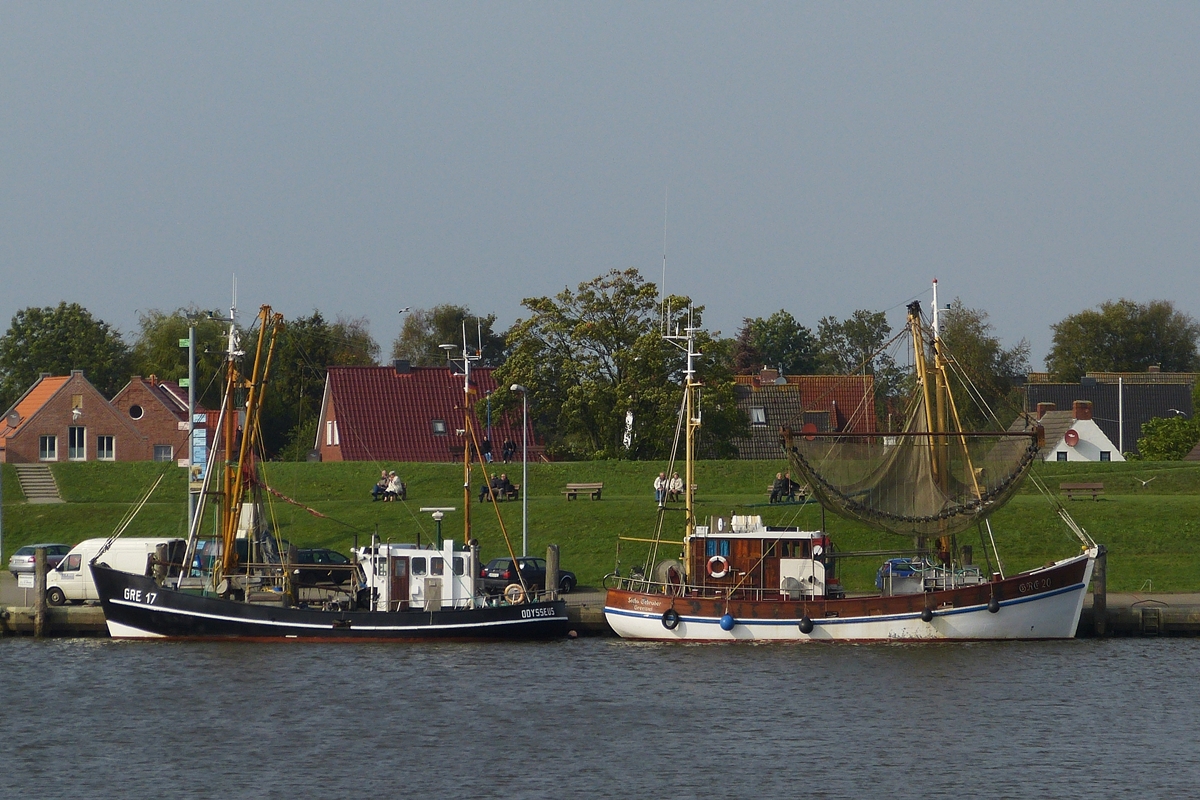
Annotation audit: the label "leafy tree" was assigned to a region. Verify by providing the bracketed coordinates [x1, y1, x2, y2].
[731, 310, 819, 375]
[391, 305, 505, 367]
[246, 311, 379, 459]
[0, 302, 132, 409]
[494, 268, 744, 459]
[939, 299, 1031, 429]
[1137, 416, 1200, 461]
[1046, 299, 1200, 381]
[129, 307, 233, 410]
[816, 309, 907, 421]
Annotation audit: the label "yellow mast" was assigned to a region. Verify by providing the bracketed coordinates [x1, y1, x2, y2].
[218, 305, 283, 578]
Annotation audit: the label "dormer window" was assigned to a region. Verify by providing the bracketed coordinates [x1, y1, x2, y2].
[432, 419, 447, 435]
[749, 407, 767, 426]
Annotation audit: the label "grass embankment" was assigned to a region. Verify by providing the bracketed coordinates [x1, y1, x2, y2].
[2, 460, 1198, 592]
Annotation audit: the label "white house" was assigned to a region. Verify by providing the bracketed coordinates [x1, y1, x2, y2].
[1011, 400, 1124, 463]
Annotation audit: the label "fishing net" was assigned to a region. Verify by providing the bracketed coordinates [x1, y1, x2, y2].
[785, 390, 1038, 537]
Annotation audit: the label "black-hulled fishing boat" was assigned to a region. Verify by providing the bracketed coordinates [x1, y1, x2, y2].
[93, 306, 569, 641]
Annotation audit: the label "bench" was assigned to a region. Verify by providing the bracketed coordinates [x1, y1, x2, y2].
[767, 483, 810, 503]
[562, 482, 604, 500]
[1060, 482, 1104, 501]
[479, 484, 519, 503]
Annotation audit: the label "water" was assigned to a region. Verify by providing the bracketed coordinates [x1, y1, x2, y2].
[1, 636, 1197, 799]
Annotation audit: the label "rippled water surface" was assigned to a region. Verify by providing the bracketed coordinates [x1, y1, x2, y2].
[2, 636, 1197, 799]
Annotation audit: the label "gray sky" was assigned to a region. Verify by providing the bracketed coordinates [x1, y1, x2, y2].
[3, 3, 1198, 368]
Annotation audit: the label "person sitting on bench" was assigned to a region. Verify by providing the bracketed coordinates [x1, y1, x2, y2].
[498, 473, 517, 500]
[770, 472, 789, 503]
[480, 474, 503, 503]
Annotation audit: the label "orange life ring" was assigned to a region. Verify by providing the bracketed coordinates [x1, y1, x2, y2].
[707, 555, 729, 579]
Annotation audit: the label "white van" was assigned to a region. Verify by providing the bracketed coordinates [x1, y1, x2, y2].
[46, 538, 185, 606]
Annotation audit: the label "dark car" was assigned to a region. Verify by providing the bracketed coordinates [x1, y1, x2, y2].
[293, 548, 355, 586]
[9, 544, 72, 578]
[480, 557, 576, 595]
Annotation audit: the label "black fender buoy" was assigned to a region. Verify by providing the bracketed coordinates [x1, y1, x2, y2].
[988, 597, 1000, 613]
[661, 608, 680, 630]
[920, 607, 933, 623]
[799, 616, 814, 634]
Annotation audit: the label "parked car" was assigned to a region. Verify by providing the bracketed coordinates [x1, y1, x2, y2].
[480, 557, 576, 595]
[293, 548, 355, 586]
[9, 544, 71, 578]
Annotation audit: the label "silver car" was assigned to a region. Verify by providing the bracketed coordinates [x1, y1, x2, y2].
[8, 544, 71, 577]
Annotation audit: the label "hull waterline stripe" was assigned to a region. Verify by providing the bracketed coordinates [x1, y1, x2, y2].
[604, 582, 1086, 627]
[108, 598, 565, 632]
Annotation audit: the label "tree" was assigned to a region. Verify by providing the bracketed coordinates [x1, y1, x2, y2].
[129, 308, 234, 410]
[938, 299, 1031, 429]
[1046, 299, 1200, 381]
[0, 302, 132, 409]
[391, 305, 505, 367]
[1137, 416, 1200, 461]
[816, 309, 907, 419]
[247, 311, 379, 458]
[731, 311, 819, 375]
[494, 268, 745, 459]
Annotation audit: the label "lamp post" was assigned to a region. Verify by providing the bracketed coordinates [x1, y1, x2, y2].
[510, 384, 528, 557]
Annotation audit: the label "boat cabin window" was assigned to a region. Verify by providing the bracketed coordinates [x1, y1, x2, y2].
[430, 557, 444, 576]
[705, 539, 730, 557]
[412, 557, 427, 576]
[780, 540, 810, 558]
[453, 557, 465, 575]
[392, 559, 407, 577]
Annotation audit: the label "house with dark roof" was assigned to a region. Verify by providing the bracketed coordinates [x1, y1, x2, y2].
[0, 371, 150, 463]
[1025, 370, 1194, 456]
[730, 369, 876, 460]
[315, 362, 538, 463]
[1010, 400, 1123, 462]
[111, 376, 212, 465]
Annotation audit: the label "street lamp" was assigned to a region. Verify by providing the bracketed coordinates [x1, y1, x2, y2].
[510, 384, 529, 557]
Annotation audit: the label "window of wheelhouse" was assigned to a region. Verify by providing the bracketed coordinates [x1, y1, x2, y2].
[411, 557, 427, 576]
[704, 539, 730, 557]
[430, 557, 444, 576]
[780, 540, 811, 558]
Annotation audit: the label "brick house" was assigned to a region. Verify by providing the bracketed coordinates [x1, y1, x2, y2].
[730, 369, 876, 459]
[0, 371, 150, 463]
[111, 376, 210, 464]
[315, 362, 538, 462]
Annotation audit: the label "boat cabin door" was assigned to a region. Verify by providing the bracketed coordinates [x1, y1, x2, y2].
[388, 556, 409, 611]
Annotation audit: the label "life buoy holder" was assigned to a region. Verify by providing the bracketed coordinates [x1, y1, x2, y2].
[707, 556, 729, 579]
[503, 583, 527, 604]
[661, 608, 680, 630]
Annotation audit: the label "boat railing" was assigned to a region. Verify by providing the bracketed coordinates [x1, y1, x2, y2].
[604, 572, 824, 602]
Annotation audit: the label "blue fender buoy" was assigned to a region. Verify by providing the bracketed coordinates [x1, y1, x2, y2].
[920, 607, 933, 623]
[799, 616, 814, 634]
[720, 613, 736, 631]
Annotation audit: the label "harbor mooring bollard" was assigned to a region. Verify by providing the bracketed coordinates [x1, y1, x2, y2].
[546, 544, 559, 601]
[34, 547, 47, 639]
[1093, 544, 1107, 638]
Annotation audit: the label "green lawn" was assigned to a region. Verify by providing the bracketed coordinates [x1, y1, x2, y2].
[2, 459, 1198, 592]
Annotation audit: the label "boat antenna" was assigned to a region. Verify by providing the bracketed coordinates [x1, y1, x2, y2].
[660, 185, 668, 335]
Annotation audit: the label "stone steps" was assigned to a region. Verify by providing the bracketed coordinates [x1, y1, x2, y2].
[13, 464, 64, 504]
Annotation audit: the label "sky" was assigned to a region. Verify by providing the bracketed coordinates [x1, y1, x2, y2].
[3, 2, 1199, 369]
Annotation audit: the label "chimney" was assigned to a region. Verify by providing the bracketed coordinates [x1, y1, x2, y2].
[393, 359, 411, 375]
[1072, 400, 1093, 420]
[759, 368, 779, 383]
[1036, 402, 1056, 419]
[1148, 365, 1161, 373]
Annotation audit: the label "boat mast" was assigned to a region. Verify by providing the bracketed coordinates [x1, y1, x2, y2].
[458, 323, 481, 544]
[665, 310, 701, 579]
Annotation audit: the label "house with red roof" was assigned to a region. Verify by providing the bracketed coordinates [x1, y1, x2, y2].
[314, 362, 538, 463]
[0, 371, 150, 463]
[730, 369, 876, 459]
[111, 376, 213, 465]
